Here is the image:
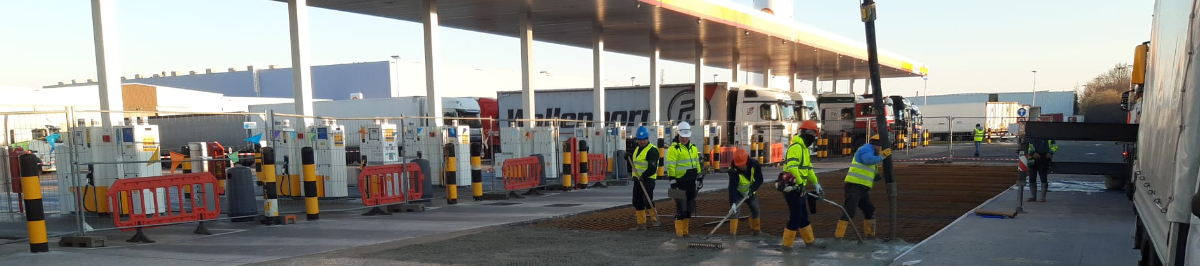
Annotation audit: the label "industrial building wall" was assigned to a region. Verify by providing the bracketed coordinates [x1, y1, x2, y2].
[913, 91, 1076, 116]
[46, 62, 394, 100]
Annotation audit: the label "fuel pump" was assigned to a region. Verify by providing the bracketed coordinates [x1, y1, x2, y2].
[271, 119, 306, 196]
[311, 119, 348, 197]
[361, 119, 399, 165]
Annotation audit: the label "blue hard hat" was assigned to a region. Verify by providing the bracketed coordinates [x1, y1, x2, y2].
[636, 126, 650, 140]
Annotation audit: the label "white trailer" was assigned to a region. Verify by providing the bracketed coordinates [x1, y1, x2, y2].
[495, 82, 797, 148]
[920, 101, 1023, 141]
[1124, 1, 1200, 264]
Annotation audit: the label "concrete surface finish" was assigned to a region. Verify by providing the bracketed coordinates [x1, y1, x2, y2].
[0, 143, 1023, 266]
[891, 174, 1138, 266]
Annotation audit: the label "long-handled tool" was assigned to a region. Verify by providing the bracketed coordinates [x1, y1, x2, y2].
[687, 194, 751, 249]
[635, 178, 661, 226]
[807, 192, 865, 245]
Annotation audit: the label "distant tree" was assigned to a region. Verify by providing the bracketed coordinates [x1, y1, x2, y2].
[1078, 63, 1131, 123]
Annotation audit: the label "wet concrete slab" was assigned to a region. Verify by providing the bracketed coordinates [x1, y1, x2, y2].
[891, 175, 1137, 266]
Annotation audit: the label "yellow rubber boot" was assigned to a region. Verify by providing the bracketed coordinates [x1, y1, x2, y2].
[675, 220, 686, 238]
[834, 220, 849, 240]
[864, 219, 876, 238]
[730, 219, 739, 235]
[782, 229, 797, 248]
[683, 219, 691, 237]
[630, 210, 647, 231]
[800, 225, 827, 248]
[750, 218, 763, 236]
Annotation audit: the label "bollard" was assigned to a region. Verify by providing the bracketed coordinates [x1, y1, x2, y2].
[261, 148, 281, 225]
[562, 139, 574, 190]
[579, 141, 589, 189]
[181, 145, 193, 197]
[301, 147, 319, 221]
[657, 138, 666, 177]
[445, 144, 458, 205]
[471, 143, 483, 201]
[20, 154, 47, 253]
[755, 135, 765, 163]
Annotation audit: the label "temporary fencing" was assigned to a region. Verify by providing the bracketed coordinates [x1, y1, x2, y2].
[585, 154, 607, 184]
[358, 162, 425, 215]
[499, 156, 542, 198]
[106, 172, 223, 243]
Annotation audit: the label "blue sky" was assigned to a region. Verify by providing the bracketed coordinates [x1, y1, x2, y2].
[0, 0, 1152, 97]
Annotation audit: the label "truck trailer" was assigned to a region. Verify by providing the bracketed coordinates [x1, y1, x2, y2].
[1121, 2, 1200, 263]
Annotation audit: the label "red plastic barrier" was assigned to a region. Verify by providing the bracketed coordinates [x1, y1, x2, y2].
[8, 147, 25, 213]
[107, 172, 223, 231]
[770, 143, 785, 164]
[582, 154, 607, 183]
[358, 163, 425, 207]
[718, 147, 736, 169]
[502, 156, 542, 191]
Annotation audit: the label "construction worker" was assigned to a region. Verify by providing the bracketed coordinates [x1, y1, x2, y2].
[1026, 138, 1058, 202]
[974, 124, 985, 157]
[667, 122, 702, 238]
[835, 134, 892, 241]
[630, 126, 660, 231]
[778, 120, 824, 249]
[728, 148, 763, 236]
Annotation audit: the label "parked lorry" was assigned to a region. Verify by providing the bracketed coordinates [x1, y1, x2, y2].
[495, 82, 799, 148]
[818, 92, 861, 136]
[1120, 4, 1200, 263]
[920, 101, 1024, 141]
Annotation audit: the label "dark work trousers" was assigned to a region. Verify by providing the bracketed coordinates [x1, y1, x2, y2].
[783, 191, 810, 230]
[632, 178, 656, 210]
[1028, 159, 1051, 188]
[840, 183, 876, 220]
[673, 174, 698, 220]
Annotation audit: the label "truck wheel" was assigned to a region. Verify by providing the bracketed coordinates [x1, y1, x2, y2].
[1105, 175, 1127, 190]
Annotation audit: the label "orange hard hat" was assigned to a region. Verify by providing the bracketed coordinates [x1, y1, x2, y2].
[733, 148, 750, 167]
[801, 120, 820, 134]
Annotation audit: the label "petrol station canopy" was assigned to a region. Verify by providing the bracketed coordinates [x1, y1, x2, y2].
[288, 0, 927, 80]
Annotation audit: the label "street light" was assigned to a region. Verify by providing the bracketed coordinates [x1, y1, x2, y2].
[1031, 70, 1038, 108]
[391, 55, 401, 97]
[630, 77, 636, 86]
[713, 74, 718, 82]
[922, 76, 928, 105]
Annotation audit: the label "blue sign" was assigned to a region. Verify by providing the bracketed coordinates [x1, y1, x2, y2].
[1017, 108, 1027, 117]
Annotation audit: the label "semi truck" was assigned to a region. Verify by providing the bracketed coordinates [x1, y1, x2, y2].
[920, 101, 1025, 141]
[494, 82, 800, 147]
[1121, 2, 1200, 263]
[818, 92, 862, 136]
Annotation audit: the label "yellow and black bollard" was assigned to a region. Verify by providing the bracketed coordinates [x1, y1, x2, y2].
[578, 141, 589, 189]
[755, 135, 765, 163]
[301, 147, 319, 221]
[471, 143, 483, 201]
[562, 139, 574, 190]
[657, 138, 666, 177]
[262, 147, 281, 225]
[20, 154, 47, 253]
[445, 144, 458, 205]
[181, 145, 193, 197]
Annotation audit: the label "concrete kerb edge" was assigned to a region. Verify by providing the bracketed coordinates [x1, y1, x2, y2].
[889, 184, 1014, 264]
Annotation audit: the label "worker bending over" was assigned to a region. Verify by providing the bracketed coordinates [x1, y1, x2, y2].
[778, 120, 825, 248]
[836, 134, 891, 240]
[667, 122, 702, 238]
[727, 148, 764, 236]
[629, 126, 660, 231]
[1026, 138, 1057, 202]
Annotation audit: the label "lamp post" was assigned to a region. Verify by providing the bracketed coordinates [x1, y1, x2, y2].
[1031, 70, 1038, 108]
[391, 55, 400, 97]
[923, 76, 928, 105]
[630, 77, 636, 86]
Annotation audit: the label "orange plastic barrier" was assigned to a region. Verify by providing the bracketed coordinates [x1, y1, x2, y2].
[502, 156, 542, 191]
[718, 147, 736, 169]
[107, 173, 223, 231]
[770, 143, 785, 164]
[358, 163, 425, 207]
[582, 154, 607, 183]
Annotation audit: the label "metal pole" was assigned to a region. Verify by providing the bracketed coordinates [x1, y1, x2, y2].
[859, 0, 898, 241]
[1031, 70, 1038, 108]
[948, 117, 954, 159]
[923, 77, 928, 105]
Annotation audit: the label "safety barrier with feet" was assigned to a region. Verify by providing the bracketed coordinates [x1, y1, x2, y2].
[107, 172, 223, 243]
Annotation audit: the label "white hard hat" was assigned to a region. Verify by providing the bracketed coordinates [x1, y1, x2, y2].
[677, 122, 692, 138]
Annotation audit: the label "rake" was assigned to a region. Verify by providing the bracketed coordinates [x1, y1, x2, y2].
[807, 192, 865, 245]
[687, 193, 751, 249]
